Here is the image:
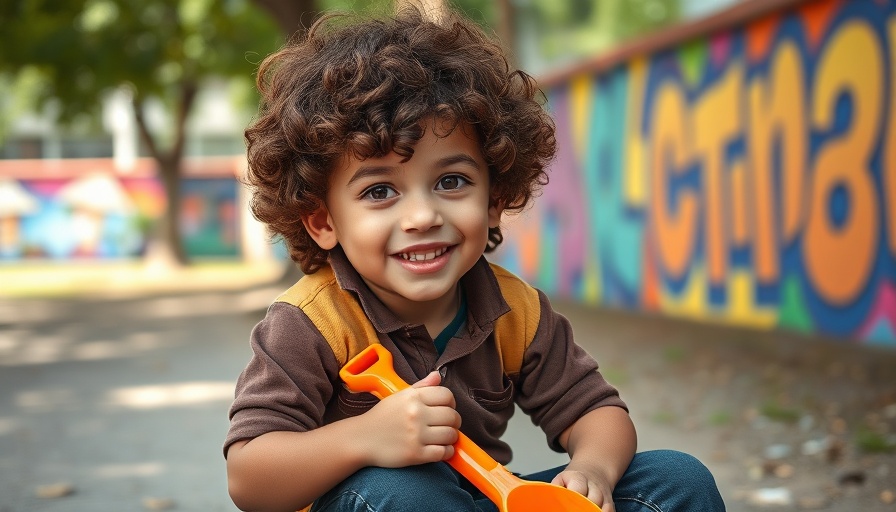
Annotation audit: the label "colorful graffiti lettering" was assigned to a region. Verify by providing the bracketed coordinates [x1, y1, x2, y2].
[494, 0, 896, 346]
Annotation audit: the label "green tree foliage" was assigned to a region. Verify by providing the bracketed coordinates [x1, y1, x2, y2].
[528, 0, 680, 72]
[1, 0, 283, 125]
[0, 0, 283, 265]
[451, 0, 681, 74]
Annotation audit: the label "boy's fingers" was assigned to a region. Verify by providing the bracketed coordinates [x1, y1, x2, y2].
[441, 444, 455, 461]
[551, 471, 587, 496]
[418, 386, 457, 408]
[552, 471, 615, 510]
[412, 371, 441, 388]
[426, 406, 462, 429]
[565, 477, 590, 496]
[421, 425, 460, 446]
[423, 443, 455, 462]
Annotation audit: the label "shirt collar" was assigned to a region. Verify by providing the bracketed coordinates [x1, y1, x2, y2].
[327, 245, 510, 335]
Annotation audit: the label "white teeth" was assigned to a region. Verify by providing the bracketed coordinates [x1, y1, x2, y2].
[400, 247, 447, 261]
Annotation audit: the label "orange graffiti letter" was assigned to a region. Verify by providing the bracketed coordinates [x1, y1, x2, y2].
[650, 82, 697, 280]
[806, 21, 881, 305]
[747, 42, 807, 284]
[885, 18, 896, 257]
[693, 63, 743, 286]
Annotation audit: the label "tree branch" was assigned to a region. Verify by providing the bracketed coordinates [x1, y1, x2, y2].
[133, 96, 163, 163]
[170, 81, 198, 164]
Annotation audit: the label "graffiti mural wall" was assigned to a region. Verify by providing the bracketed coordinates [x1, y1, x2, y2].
[492, 0, 896, 346]
[0, 158, 241, 260]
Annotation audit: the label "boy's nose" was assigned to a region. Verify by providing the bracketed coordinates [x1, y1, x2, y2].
[400, 195, 443, 232]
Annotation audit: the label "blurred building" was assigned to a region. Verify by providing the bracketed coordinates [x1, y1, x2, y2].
[2, 80, 246, 161]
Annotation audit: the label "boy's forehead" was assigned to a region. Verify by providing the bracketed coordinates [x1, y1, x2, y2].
[338, 118, 481, 164]
[330, 120, 484, 175]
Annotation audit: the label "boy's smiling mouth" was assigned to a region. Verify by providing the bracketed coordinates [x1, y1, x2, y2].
[397, 246, 449, 261]
[391, 244, 455, 272]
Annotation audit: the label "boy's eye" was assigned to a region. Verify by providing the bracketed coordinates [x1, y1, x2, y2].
[362, 185, 396, 201]
[436, 175, 469, 191]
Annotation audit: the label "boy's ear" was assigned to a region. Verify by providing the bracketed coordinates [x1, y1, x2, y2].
[302, 206, 338, 250]
[488, 198, 504, 228]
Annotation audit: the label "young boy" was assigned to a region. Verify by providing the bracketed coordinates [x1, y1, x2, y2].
[225, 6, 725, 512]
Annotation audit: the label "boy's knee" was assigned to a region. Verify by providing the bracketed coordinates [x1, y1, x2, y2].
[372, 463, 455, 484]
[640, 449, 716, 487]
[619, 450, 725, 510]
[343, 463, 456, 497]
[314, 463, 472, 512]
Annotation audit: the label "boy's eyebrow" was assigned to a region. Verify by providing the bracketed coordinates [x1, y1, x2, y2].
[436, 154, 482, 170]
[347, 153, 482, 186]
[346, 165, 395, 186]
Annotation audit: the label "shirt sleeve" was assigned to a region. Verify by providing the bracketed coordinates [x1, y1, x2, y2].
[223, 302, 341, 457]
[513, 291, 628, 453]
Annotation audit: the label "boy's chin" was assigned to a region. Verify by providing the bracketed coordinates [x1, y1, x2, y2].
[363, 277, 451, 303]
[393, 282, 459, 303]
[397, 288, 453, 304]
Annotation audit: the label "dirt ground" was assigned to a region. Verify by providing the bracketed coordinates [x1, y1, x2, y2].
[553, 301, 896, 511]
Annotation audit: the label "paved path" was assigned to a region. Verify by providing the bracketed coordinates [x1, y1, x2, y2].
[1, 282, 894, 511]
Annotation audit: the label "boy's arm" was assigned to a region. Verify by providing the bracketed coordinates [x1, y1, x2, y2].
[226, 420, 369, 512]
[226, 371, 460, 512]
[551, 406, 637, 512]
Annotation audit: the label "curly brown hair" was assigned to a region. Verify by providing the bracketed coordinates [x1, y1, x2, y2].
[244, 6, 556, 274]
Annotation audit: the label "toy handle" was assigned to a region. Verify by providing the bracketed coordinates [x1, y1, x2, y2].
[339, 344, 515, 507]
[339, 343, 410, 399]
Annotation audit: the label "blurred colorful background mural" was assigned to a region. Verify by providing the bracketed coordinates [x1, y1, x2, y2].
[0, 157, 241, 260]
[493, 0, 896, 347]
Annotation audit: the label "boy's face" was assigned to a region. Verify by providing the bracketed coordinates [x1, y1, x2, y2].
[304, 120, 502, 317]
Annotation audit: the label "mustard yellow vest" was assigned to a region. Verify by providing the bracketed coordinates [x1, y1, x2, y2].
[274, 263, 540, 377]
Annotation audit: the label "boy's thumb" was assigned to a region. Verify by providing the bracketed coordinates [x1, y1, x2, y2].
[412, 371, 442, 388]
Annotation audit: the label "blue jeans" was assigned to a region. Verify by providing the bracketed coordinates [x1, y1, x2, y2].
[310, 450, 726, 511]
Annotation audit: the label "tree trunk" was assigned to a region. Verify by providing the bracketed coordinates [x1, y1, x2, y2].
[496, 0, 518, 66]
[251, 0, 318, 39]
[157, 156, 188, 265]
[133, 82, 197, 268]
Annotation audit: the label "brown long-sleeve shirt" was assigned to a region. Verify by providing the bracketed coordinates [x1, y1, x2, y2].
[225, 248, 626, 464]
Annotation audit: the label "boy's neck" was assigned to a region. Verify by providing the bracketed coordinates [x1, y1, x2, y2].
[419, 284, 463, 340]
[365, 279, 463, 339]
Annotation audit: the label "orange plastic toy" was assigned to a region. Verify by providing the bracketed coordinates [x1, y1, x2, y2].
[339, 343, 602, 512]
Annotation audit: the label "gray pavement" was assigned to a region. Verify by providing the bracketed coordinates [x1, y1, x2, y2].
[0, 287, 276, 512]
[1, 282, 894, 511]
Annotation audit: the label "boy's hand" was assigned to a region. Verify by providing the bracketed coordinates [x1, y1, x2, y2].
[551, 468, 615, 512]
[360, 371, 460, 468]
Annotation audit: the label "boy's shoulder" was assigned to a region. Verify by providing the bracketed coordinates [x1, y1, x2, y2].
[487, 263, 541, 376]
[486, 263, 540, 321]
[276, 266, 376, 365]
[276, 265, 339, 309]
[487, 262, 534, 290]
